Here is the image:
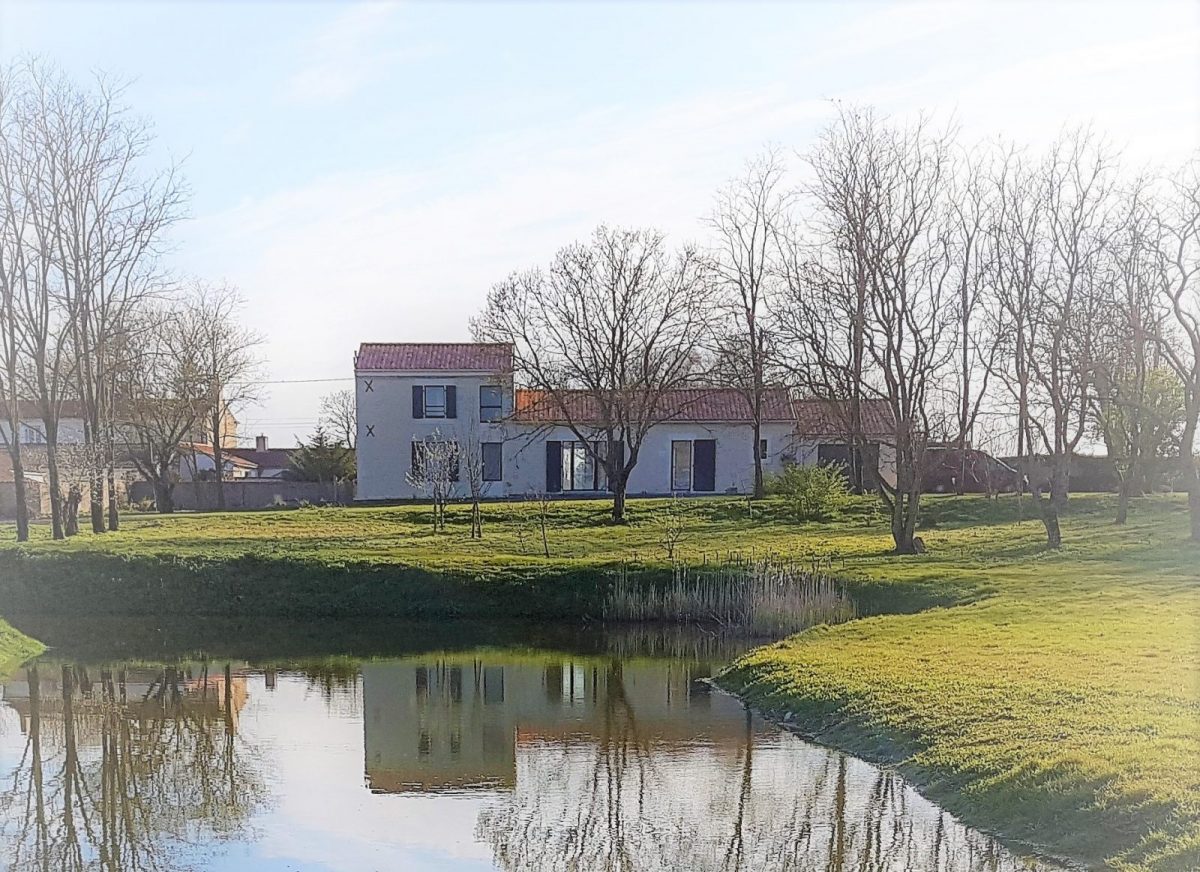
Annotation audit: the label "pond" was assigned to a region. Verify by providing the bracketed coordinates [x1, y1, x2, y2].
[0, 619, 1062, 871]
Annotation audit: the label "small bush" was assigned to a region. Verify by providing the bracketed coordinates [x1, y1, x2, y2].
[766, 463, 852, 522]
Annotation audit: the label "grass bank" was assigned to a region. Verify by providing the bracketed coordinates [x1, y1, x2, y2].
[719, 497, 1199, 872]
[0, 493, 1196, 871]
[0, 496, 972, 618]
[0, 619, 42, 676]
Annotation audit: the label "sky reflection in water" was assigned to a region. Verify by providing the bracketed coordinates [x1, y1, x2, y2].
[0, 626, 1060, 872]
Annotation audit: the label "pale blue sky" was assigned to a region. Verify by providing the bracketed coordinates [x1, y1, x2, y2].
[2, 0, 1198, 443]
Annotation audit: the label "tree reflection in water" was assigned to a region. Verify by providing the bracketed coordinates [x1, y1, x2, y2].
[0, 661, 265, 872]
[476, 660, 1053, 872]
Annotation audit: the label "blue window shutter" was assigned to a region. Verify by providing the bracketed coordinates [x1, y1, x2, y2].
[412, 386, 424, 419]
[445, 385, 457, 419]
[545, 441, 562, 493]
[694, 440, 716, 492]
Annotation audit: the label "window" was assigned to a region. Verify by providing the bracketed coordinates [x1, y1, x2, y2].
[412, 385, 457, 419]
[561, 441, 606, 491]
[411, 440, 460, 482]
[479, 385, 503, 422]
[424, 385, 447, 418]
[482, 442, 503, 482]
[671, 439, 716, 492]
[671, 441, 693, 491]
[759, 438, 768, 460]
[19, 424, 46, 445]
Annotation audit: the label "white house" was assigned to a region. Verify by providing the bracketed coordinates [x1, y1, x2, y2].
[354, 342, 804, 501]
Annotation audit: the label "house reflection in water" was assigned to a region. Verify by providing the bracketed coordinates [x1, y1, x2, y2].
[363, 655, 1059, 871]
[362, 656, 722, 793]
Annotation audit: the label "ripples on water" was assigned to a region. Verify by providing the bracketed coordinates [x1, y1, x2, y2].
[0, 620, 1060, 871]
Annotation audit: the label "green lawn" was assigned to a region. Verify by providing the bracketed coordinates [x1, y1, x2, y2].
[0, 493, 1197, 871]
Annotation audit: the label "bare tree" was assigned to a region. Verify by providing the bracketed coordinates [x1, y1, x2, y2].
[405, 429, 458, 532]
[1092, 180, 1173, 524]
[122, 296, 212, 513]
[706, 149, 792, 499]
[1155, 155, 1200, 542]
[319, 388, 356, 449]
[474, 225, 712, 523]
[947, 147, 1003, 494]
[776, 107, 958, 554]
[995, 131, 1119, 548]
[1, 63, 78, 539]
[0, 68, 31, 541]
[25, 63, 183, 534]
[193, 283, 263, 511]
[462, 429, 487, 538]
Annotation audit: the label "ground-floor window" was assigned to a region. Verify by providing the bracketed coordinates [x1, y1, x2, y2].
[546, 440, 622, 493]
[671, 441, 693, 491]
[562, 440, 606, 491]
[481, 442, 503, 482]
[671, 439, 716, 493]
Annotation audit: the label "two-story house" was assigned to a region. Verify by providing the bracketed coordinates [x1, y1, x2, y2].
[354, 342, 801, 501]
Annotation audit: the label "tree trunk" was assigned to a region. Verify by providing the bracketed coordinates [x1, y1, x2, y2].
[88, 465, 105, 534]
[7, 449, 30, 542]
[1033, 465, 1067, 550]
[45, 442, 64, 540]
[1116, 475, 1131, 526]
[751, 420, 764, 500]
[1041, 502, 1063, 550]
[211, 411, 227, 511]
[1182, 418, 1199, 543]
[106, 457, 119, 531]
[153, 477, 175, 514]
[611, 478, 628, 524]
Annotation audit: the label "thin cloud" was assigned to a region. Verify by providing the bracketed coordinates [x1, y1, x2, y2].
[283, 2, 419, 105]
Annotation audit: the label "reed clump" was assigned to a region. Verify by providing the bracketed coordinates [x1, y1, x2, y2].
[606, 559, 857, 636]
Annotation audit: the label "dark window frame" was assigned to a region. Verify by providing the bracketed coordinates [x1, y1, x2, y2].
[479, 385, 504, 422]
[482, 441, 503, 482]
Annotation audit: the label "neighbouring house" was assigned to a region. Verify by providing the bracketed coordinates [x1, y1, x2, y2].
[789, 397, 898, 490]
[226, 435, 296, 479]
[923, 445, 1021, 494]
[353, 341, 893, 501]
[179, 442, 259, 481]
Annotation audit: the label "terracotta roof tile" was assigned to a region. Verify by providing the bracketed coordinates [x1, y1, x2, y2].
[514, 387, 795, 424]
[355, 343, 513, 373]
[792, 399, 895, 438]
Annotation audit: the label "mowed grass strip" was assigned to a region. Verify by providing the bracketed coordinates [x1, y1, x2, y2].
[1, 493, 1197, 870]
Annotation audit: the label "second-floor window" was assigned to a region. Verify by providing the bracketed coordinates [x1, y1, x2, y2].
[479, 385, 503, 422]
[412, 385, 457, 419]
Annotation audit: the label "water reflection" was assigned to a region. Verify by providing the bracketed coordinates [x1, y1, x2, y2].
[0, 623, 1059, 872]
[0, 662, 264, 871]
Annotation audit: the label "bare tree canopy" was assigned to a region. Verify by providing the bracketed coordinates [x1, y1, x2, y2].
[0, 59, 184, 538]
[775, 107, 958, 554]
[473, 225, 713, 522]
[319, 388, 357, 450]
[705, 148, 792, 499]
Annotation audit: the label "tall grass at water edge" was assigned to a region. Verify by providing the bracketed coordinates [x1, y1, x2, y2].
[606, 559, 857, 637]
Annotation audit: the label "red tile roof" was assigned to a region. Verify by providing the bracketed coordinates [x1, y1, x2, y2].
[225, 447, 296, 470]
[0, 400, 86, 420]
[514, 387, 795, 424]
[181, 442, 259, 469]
[355, 343, 513, 373]
[792, 398, 895, 438]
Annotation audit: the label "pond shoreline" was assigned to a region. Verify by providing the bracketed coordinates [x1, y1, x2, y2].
[706, 677, 1087, 872]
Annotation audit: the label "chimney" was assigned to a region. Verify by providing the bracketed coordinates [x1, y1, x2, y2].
[256, 434, 268, 452]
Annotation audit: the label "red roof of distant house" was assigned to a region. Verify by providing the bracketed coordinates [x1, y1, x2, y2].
[182, 442, 259, 469]
[0, 400, 86, 420]
[225, 447, 296, 470]
[514, 387, 795, 424]
[355, 343, 513, 373]
[792, 398, 894, 438]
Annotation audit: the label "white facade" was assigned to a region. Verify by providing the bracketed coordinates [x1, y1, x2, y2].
[355, 364, 795, 501]
[0, 417, 87, 446]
